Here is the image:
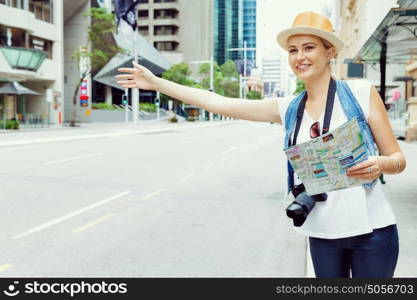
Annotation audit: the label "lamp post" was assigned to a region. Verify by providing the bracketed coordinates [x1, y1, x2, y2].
[228, 40, 256, 99]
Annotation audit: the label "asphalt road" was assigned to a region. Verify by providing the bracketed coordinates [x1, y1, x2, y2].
[0, 121, 305, 277]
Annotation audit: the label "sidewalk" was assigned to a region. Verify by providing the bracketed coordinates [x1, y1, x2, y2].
[306, 140, 417, 277]
[0, 118, 240, 147]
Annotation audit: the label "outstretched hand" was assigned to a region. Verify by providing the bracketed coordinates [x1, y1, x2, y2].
[116, 61, 158, 90]
[346, 156, 382, 180]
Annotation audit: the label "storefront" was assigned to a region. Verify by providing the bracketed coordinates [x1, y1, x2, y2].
[353, 5, 417, 140]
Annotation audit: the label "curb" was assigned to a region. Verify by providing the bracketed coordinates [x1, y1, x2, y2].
[0, 121, 241, 148]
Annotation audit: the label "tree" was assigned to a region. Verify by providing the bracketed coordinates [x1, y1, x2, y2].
[246, 90, 263, 100]
[293, 78, 306, 95]
[198, 60, 240, 98]
[160, 63, 202, 115]
[70, 7, 126, 126]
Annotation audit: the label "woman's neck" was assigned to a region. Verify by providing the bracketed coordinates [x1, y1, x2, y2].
[304, 73, 332, 103]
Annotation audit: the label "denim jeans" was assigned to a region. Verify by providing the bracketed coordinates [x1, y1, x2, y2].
[309, 224, 399, 278]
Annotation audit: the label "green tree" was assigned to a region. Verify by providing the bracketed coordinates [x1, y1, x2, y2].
[246, 90, 263, 100]
[221, 60, 239, 80]
[161, 63, 204, 115]
[293, 78, 306, 95]
[198, 62, 225, 95]
[70, 7, 126, 126]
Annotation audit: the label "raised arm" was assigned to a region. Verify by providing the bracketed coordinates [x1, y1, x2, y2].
[116, 62, 282, 124]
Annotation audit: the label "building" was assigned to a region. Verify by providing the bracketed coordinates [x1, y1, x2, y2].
[214, 0, 240, 65]
[335, 0, 417, 141]
[262, 52, 288, 97]
[242, 0, 256, 62]
[0, 0, 64, 127]
[137, 0, 214, 65]
[66, 0, 171, 123]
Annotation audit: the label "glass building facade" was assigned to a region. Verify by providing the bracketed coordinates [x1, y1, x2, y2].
[214, 0, 243, 65]
[214, 0, 256, 65]
[243, 0, 256, 61]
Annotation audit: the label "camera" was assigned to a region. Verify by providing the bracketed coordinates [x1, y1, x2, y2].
[285, 183, 327, 227]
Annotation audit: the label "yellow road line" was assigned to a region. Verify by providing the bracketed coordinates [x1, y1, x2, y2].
[72, 213, 114, 233]
[0, 264, 13, 272]
[141, 188, 164, 200]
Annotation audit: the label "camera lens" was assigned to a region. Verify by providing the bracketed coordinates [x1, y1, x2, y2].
[285, 192, 317, 227]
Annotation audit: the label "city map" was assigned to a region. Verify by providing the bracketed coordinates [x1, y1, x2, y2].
[285, 118, 371, 195]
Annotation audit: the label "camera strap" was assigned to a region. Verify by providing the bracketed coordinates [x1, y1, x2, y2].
[291, 77, 336, 146]
[289, 77, 336, 193]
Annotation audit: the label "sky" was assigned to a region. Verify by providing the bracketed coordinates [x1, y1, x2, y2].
[259, 0, 336, 58]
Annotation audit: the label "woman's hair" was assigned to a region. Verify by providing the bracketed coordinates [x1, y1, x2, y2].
[319, 37, 338, 59]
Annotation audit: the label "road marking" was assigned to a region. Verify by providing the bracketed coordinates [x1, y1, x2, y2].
[203, 163, 214, 170]
[44, 153, 104, 165]
[141, 189, 164, 200]
[72, 213, 114, 233]
[222, 147, 237, 155]
[12, 191, 131, 240]
[180, 173, 195, 181]
[0, 264, 13, 272]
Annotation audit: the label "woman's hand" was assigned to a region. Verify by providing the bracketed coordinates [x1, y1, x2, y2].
[115, 62, 159, 90]
[346, 156, 382, 180]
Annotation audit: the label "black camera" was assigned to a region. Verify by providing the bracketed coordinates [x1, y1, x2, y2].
[285, 183, 327, 227]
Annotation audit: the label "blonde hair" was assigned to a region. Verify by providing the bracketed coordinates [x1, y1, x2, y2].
[319, 37, 338, 59]
[318, 37, 338, 79]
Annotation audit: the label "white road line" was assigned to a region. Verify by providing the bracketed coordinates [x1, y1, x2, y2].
[219, 157, 227, 163]
[203, 163, 214, 170]
[141, 189, 164, 200]
[72, 213, 114, 233]
[12, 191, 131, 240]
[0, 264, 13, 272]
[44, 153, 104, 165]
[180, 173, 195, 181]
[222, 147, 237, 155]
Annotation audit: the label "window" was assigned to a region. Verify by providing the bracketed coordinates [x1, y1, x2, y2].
[153, 41, 178, 51]
[29, 0, 53, 23]
[138, 26, 149, 36]
[154, 9, 178, 19]
[154, 25, 177, 35]
[30, 35, 53, 59]
[138, 10, 148, 18]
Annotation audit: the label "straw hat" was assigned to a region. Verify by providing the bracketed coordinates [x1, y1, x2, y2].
[276, 12, 344, 53]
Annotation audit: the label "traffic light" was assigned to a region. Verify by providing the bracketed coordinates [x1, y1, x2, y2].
[122, 95, 128, 105]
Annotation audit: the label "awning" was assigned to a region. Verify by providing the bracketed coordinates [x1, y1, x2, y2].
[0, 82, 40, 95]
[353, 7, 417, 64]
[0, 47, 47, 71]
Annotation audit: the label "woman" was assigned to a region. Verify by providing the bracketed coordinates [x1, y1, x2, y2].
[116, 12, 406, 278]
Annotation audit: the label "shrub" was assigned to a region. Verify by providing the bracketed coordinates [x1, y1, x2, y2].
[92, 103, 118, 110]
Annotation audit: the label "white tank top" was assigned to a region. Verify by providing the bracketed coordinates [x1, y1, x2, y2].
[277, 79, 396, 239]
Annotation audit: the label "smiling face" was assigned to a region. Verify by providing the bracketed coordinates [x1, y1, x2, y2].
[287, 34, 335, 82]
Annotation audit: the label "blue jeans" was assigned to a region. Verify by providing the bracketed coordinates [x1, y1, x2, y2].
[309, 224, 399, 278]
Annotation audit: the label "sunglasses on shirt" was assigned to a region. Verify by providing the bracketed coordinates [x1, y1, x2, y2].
[310, 121, 321, 138]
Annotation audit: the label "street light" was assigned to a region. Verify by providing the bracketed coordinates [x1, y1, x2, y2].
[228, 40, 256, 99]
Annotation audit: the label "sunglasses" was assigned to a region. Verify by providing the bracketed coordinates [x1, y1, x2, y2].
[310, 121, 321, 138]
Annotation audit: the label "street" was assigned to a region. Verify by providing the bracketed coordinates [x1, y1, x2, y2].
[0, 121, 305, 277]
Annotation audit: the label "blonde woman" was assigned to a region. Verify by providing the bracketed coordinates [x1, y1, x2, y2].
[116, 12, 406, 278]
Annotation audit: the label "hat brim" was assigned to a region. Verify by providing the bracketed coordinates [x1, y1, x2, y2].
[276, 27, 344, 53]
